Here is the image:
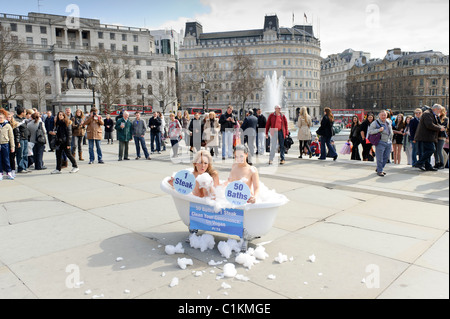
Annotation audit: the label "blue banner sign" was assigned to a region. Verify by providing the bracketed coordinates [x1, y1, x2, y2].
[189, 202, 244, 237]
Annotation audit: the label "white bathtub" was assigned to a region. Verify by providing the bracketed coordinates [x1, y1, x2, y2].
[160, 177, 288, 250]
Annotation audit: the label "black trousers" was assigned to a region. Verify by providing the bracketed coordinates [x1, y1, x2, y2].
[56, 143, 77, 170]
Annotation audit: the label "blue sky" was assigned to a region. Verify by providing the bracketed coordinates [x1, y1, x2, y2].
[2, 0, 448, 58]
[1, 0, 210, 28]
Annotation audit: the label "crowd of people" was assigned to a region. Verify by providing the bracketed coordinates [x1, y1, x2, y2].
[1, 103, 448, 181]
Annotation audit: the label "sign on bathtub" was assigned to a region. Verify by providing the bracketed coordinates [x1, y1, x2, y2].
[225, 181, 252, 206]
[189, 203, 244, 237]
[173, 170, 196, 195]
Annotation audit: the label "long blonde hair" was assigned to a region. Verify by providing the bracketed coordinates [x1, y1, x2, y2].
[193, 150, 218, 178]
[299, 107, 309, 122]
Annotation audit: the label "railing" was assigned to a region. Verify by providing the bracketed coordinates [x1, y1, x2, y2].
[0, 13, 51, 24]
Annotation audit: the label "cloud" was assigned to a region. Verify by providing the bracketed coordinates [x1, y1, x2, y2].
[155, 0, 449, 58]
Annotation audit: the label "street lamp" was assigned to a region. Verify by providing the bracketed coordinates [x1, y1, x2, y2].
[140, 84, 145, 110]
[200, 78, 210, 113]
[91, 75, 97, 109]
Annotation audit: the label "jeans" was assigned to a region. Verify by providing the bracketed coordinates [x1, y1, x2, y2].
[71, 136, 83, 154]
[411, 141, 420, 167]
[375, 141, 392, 173]
[434, 139, 445, 165]
[416, 141, 435, 169]
[118, 141, 129, 160]
[88, 139, 103, 162]
[319, 136, 337, 160]
[0, 144, 12, 173]
[221, 130, 234, 158]
[33, 143, 45, 170]
[257, 131, 266, 155]
[150, 131, 161, 152]
[134, 136, 149, 158]
[16, 139, 28, 172]
[170, 139, 179, 157]
[269, 130, 285, 162]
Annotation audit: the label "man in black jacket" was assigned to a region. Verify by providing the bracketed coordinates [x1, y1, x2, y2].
[414, 105, 445, 171]
[219, 105, 236, 159]
[241, 110, 258, 164]
[14, 106, 31, 174]
[409, 108, 422, 167]
[149, 111, 162, 153]
[256, 108, 267, 155]
[44, 111, 55, 152]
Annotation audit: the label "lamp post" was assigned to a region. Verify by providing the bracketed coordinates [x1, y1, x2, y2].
[91, 75, 97, 109]
[140, 84, 145, 111]
[200, 78, 207, 114]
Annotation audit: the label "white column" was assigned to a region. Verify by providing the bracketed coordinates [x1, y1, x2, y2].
[78, 30, 83, 47]
[64, 28, 68, 46]
[54, 59, 62, 95]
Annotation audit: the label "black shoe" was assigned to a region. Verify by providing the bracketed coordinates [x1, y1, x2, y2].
[425, 167, 438, 171]
[333, 155, 338, 161]
[414, 163, 426, 171]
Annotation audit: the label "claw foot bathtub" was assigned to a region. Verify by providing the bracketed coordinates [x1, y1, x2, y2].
[160, 177, 288, 249]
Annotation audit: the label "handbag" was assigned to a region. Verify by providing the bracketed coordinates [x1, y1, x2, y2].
[36, 122, 46, 145]
[368, 120, 382, 146]
[339, 142, 352, 155]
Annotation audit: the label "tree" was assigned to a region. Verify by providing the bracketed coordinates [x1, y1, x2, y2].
[146, 67, 177, 114]
[230, 48, 263, 120]
[181, 56, 218, 109]
[0, 25, 34, 107]
[88, 48, 134, 114]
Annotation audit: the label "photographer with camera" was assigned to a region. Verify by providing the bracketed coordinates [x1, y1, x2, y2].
[83, 107, 104, 164]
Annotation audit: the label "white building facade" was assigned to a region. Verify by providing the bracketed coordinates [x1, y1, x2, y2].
[179, 15, 322, 119]
[320, 49, 371, 109]
[0, 12, 177, 113]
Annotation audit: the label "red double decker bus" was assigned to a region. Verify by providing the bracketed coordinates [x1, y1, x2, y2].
[332, 109, 365, 127]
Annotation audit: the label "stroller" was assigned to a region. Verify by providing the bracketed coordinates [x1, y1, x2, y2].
[284, 133, 294, 154]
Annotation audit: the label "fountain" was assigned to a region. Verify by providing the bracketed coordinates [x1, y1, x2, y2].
[261, 71, 293, 130]
[262, 71, 285, 115]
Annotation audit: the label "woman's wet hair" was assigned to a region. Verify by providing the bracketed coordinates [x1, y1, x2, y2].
[234, 144, 249, 163]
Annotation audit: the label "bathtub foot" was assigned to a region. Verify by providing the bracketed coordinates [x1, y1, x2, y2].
[240, 239, 249, 252]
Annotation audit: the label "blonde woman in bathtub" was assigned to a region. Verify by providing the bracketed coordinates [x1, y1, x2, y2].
[169, 150, 219, 198]
[227, 145, 260, 204]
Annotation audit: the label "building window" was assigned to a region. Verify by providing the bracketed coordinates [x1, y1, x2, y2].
[40, 26, 47, 34]
[122, 45, 128, 53]
[41, 38, 48, 46]
[45, 83, 52, 94]
[133, 35, 139, 42]
[136, 70, 141, 79]
[25, 25, 33, 33]
[110, 33, 116, 40]
[147, 71, 152, 80]
[44, 66, 51, 76]
[122, 34, 127, 41]
[10, 23, 17, 32]
[133, 46, 139, 55]
[26, 37, 33, 45]
[98, 32, 104, 39]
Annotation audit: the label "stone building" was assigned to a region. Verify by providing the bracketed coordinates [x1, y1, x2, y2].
[347, 48, 449, 113]
[179, 14, 322, 119]
[321, 49, 371, 109]
[0, 12, 178, 113]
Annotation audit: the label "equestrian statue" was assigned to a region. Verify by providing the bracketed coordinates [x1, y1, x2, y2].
[62, 56, 93, 90]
